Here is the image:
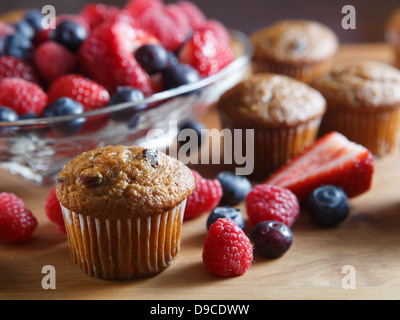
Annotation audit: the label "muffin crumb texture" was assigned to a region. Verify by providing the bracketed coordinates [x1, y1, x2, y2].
[56, 145, 195, 219]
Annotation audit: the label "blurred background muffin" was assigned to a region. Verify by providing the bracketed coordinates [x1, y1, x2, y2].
[311, 59, 400, 157]
[385, 7, 400, 67]
[250, 20, 339, 83]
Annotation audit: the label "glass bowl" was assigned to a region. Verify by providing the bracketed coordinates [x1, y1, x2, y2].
[0, 29, 252, 185]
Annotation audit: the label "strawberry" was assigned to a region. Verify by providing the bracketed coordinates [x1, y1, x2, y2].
[0, 192, 37, 244]
[78, 19, 156, 94]
[34, 41, 76, 84]
[178, 28, 234, 77]
[0, 78, 47, 115]
[0, 56, 39, 83]
[80, 3, 122, 30]
[264, 132, 374, 202]
[47, 74, 110, 111]
[135, 6, 191, 52]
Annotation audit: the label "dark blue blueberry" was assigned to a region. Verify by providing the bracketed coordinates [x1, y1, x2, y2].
[306, 185, 350, 227]
[1, 33, 32, 60]
[0, 106, 18, 122]
[108, 87, 146, 123]
[178, 119, 206, 149]
[12, 20, 35, 40]
[216, 171, 252, 206]
[18, 113, 39, 120]
[206, 206, 245, 230]
[43, 97, 85, 136]
[135, 44, 169, 75]
[166, 51, 179, 66]
[52, 21, 87, 52]
[24, 9, 45, 32]
[161, 63, 200, 90]
[251, 221, 293, 258]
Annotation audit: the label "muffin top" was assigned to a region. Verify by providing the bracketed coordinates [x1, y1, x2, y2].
[216, 73, 326, 127]
[56, 145, 195, 219]
[385, 8, 400, 45]
[250, 20, 339, 64]
[310, 60, 400, 109]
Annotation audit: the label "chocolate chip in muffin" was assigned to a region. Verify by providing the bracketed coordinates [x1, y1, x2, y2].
[77, 168, 103, 187]
[143, 148, 159, 167]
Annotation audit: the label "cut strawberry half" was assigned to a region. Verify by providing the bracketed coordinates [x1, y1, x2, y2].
[264, 132, 374, 202]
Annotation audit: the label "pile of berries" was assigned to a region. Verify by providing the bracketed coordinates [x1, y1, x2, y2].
[0, 0, 234, 136]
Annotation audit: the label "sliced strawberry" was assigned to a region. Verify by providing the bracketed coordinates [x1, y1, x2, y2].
[264, 132, 374, 202]
[178, 29, 234, 77]
[78, 19, 156, 94]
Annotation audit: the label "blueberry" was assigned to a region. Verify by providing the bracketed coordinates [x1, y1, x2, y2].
[52, 21, 87, 52]
[166, 51, 179, 66]
[135, 44, 169, 75]
[0, 106, 18, 122]
[1, 33, 32, 60]
[251, 221, 293, 258]
[12, 20, 35, 40]
[24, 9, 45, 32]
[206, 206, 245, 230]
[43, 97, 85, 136]
[306, 185, 350, 227]
[108, 87, 146, 123]
[162, 63, 200, 90]
[216, 171, 252, 206]
[178, 119, 206, 149]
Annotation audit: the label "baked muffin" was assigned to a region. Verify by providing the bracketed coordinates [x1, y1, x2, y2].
[385, 7, 400, 68]
[311, 59, 400, 157]
[56, 145, 195, 280]
[216, 73, 326, 180]
[250, 20, 339, 82]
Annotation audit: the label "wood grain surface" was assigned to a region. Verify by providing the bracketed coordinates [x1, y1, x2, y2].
[1, 43, 400, 300]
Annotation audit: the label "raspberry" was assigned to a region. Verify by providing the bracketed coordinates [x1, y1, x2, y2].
[0, 193, 37, 244]
[125, 0, 164, 18]
[246, 184, 300, 227]
[178, 28, 234, 77]
[199, 19, 231, 46]
[34, 41, 77, 84]
[0, 78, 47, 116]
[47, 74, 110, 111]
[45, 187, 66, 234]
[184, 170, 223, 220]
[176, 1, 206, 30]
[0, 56, 39, 83]
[202, 218, 253, 277]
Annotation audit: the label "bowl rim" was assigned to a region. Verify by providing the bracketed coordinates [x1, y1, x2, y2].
[0, 28, 253, 128]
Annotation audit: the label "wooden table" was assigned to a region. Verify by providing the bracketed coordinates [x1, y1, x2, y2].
[1, 43, 400, 301]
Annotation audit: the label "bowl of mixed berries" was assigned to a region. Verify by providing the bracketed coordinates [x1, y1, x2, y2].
[0, 0, 252, 184]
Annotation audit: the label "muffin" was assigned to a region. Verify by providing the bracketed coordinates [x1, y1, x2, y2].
[56, 145, 195, 280]
[311, 59, 400, 157]
[216, 73, 326, 180]
[250, 20, 339, 83]
[385, 7, 400, 68]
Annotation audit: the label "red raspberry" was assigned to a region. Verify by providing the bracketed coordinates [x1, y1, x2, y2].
[0, 56, 39, 83]
[78, 19, 156, 94]
[199, 19, 231, 46]
[202, 218, 253, 277]
[0, 193, 37, 244]
[34, 41, 77, 84]
[178, 29, 234, 77]
[184, 170, 223, 220]
[246, 184, 300, 227]
[0, 78, 47, 116]
[80, 3, 122, 30]
[45, 188, 66, 234]
[176, 1, 206, 30]
[47, 74, 110, 111]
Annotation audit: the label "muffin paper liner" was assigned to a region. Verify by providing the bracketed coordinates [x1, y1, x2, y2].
[60, 200, 186, 280]
[219, 114, 322, 181]
[252, 58, 331, 83]
[320, 107, 400, 157]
